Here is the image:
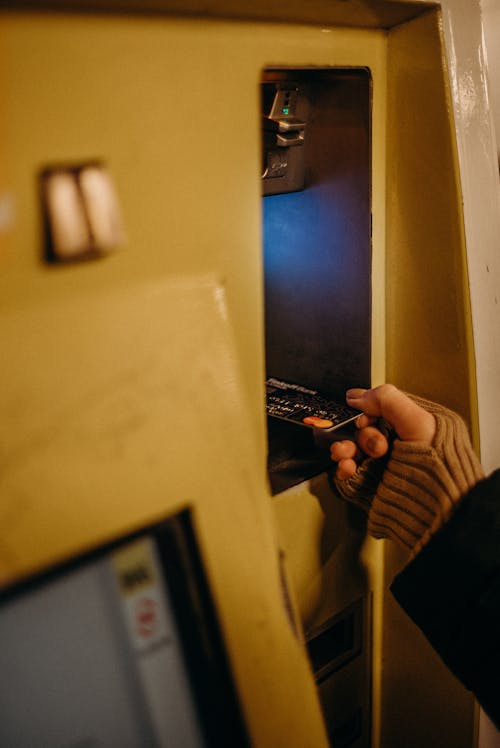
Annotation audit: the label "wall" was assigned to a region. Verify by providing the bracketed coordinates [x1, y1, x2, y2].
[382, 8, 478, 747]
[443, 2, 500, 745]
[390, 1, 500, 744]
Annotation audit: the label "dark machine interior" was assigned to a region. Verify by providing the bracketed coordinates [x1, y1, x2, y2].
[262, 68, 372, 493]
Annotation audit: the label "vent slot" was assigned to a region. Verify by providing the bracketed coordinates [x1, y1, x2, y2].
[306, 599, 363, 682]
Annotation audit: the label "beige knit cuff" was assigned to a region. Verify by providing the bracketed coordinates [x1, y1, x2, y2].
[334, 396, 484, 557]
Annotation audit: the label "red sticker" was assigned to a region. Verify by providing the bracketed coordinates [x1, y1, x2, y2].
[135, 597, 158, 639]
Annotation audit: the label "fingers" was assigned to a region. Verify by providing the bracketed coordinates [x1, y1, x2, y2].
[330, 429, 388, 463]
[331, 384, 435, 484]
[330, 440, 357, 461]
[330, 426, 389, 481]
[356, 426, 389, 458]
[346, 384, 435, 444]
[330, 441, 358, 479]
[336, 458, 357, 480]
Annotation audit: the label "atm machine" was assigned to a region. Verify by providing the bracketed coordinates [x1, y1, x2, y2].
[262, 68, 371, 494]
[262, 68, 373, 745]
[0, 2, 496, 748]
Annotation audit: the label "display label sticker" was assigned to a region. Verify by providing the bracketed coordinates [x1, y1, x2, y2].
[111, 538, 171, 655]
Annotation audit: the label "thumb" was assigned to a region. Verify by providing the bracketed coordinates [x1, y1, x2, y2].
[346, 384, 435, 444]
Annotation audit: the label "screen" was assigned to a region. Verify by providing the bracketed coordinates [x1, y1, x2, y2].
[263, 68, 371, 398]
[0, 512, 249, 748]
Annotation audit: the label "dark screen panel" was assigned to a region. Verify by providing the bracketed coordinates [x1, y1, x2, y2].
[263, 69, 371, 398]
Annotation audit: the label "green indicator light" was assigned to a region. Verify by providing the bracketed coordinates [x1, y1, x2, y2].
[282, 107, 289, 115]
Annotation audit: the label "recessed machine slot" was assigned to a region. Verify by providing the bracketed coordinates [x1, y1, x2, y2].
[306, 598, 363, 683]
[306, 600, 367, 747]
[262, 68, 372, 494]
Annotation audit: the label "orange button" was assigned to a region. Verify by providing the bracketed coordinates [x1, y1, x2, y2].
[303, 415, 334, 429]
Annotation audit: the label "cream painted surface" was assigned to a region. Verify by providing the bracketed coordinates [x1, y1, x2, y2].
[479, 3, 500, 741]
[481, 0, 500, 160]
[439, 0, 500, 475]
[440, 1, 500, 746]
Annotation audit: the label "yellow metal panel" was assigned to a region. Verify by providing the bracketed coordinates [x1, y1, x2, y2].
[0, 0, 437, 29]
[0, 275, 328, 747]
[0, 13, 387, 441]
[386, 8, 478, 436]
[383, 9, 477, 747]
[0, 13, 389, 747]
[272, 475, 370, 631]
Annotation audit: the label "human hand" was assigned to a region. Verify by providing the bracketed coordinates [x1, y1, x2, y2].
[330, 384, 436, 479]
[330, 384, 483, 557]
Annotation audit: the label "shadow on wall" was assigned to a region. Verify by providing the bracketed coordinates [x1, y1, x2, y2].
[306, 472, 369, 632]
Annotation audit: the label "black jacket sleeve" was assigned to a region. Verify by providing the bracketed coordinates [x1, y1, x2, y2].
[391, 469, 500, 729]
